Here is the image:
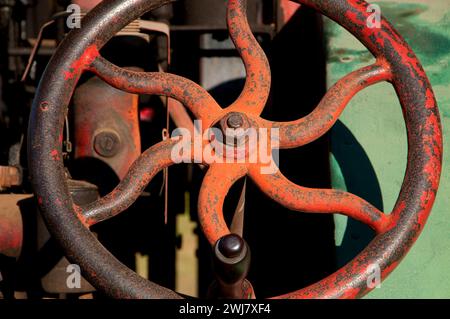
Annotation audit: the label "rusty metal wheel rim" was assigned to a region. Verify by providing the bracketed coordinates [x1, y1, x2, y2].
[28, 0, 442, 299]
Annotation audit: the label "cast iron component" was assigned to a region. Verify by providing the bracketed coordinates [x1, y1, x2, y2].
[38, 179, 98, 294]
[93, 130, 122, 158]
[0, 194, 31, 258]
[217, 112, 252, 148]
[209, 234, 253, 299]
[214, 234, 250, 283]
[72, 0, 102, 11]
[218, 234, 244, 258]
[73, 75, 141, 180]
[226, 113, 244, 129]
[28, 0, 442, 299]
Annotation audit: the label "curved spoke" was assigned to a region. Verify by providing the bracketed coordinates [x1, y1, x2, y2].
[198, 163, 248, 245]
[80, 139, 179, 226]
[269, 61, 392, 149]
[89, 56, 223, 126]
[248, 164, 391, 233]
[225, 0, 271, 115]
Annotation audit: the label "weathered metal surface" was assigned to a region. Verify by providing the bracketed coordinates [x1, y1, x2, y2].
[81, 139, 178, 226]
[73, 75, 141, 179]
[28, 0, 182, 299]
[28, 0, 442, 299]
[247, 165, 389, 233]
[270, 62, 391, 148]
[225, 0, 271, 115]
[271, 0, 443, 298]
[328, 0, 450, 298]
[89, 56, 222, 128]
[39, 179, 98, 294]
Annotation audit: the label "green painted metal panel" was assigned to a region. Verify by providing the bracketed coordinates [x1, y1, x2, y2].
[327, 0, 450, 298]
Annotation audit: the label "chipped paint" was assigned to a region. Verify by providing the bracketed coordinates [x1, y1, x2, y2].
[28, 0, 442, 299]
[63, 44, 99, 80]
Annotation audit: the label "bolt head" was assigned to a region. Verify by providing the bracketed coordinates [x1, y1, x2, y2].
[93, 131, 121, 158]
[226, 113, 244, 129]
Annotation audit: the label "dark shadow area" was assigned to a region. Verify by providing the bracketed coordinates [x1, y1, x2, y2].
[330, 120, 383, 267]
[69, 157, 120, 196]
[0, 255, 15, 299]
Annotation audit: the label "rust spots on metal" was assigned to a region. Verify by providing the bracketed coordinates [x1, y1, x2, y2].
[198, 163, 248, 245]
[272, 0, 443, 299]
[273, 61, 392, 149]
[247, 165, 390, 233]
[89, 56, 223, 128]
[28, 0, 442, 300]
[226, 0, 271, 115]
[40, 101, 49, 112]
[50, 149, 60, 161]
[73, 75, 141, 179]
[30, 0, 183, 299]
[81, 138, 179, 226]
[73, 204, 90, 228]
[55, 198, 63, 207]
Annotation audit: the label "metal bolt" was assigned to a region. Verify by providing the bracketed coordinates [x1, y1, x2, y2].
[226, 113, 244, 129]
[93, 131, 121, 158]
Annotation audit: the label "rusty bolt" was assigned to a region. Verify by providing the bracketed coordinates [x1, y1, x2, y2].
[93, 130, 121, 158]
[218, 113, 252, 147]
[227, 113, 244, 129]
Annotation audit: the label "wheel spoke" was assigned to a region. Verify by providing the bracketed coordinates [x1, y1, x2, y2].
[198, 163, 248, 245]
[269, 62, 392, 149]
[89, 56, 223, 126]
[225, 0, 271, 116]
[80, 139, 180, 226]
[248, 164, 390, 233]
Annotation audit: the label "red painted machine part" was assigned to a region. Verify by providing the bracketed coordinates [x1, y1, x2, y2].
[73, 75, 141, 180]
[0, 195, 32, 258]
[28, 0, 442, 299]
[72, 0, 102, 11]
[280, 0, 301, 23]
